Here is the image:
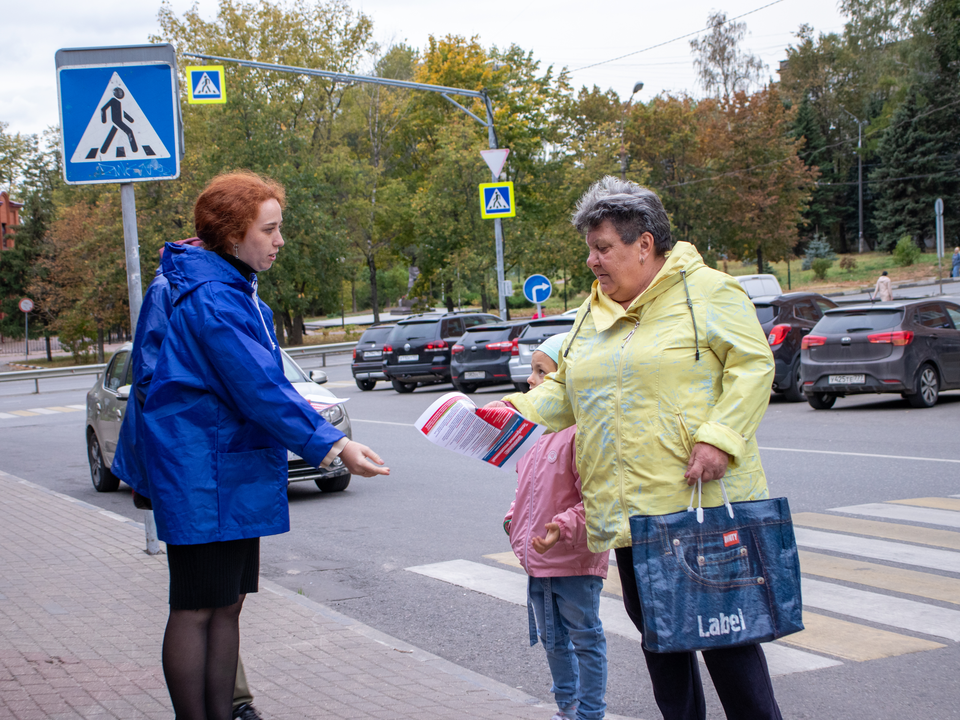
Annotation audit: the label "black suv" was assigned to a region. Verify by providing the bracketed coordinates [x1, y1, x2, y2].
[382, 312, 501, 393]
[351, 323, 395, 391]
[753, 292, 837, 401]
[450, 320, 530, 394]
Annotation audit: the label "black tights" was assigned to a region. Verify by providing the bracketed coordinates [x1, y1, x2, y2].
[162, 596, 245, 720]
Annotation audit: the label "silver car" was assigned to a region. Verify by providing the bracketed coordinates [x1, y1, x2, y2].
[85, 343, 352, 494]
[508, 316, 576, 391]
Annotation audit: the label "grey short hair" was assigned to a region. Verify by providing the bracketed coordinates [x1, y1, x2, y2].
[571, 176, 673, 254]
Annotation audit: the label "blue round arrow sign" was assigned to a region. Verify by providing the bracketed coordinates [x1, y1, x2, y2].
[523, 274, 552, 304]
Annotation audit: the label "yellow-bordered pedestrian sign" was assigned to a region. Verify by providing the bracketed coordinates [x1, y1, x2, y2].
[186, 66, 226, 104]
[479, 181, 515, 219]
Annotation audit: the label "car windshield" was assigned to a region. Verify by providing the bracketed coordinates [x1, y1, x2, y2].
[462, 325, 512, 342]
[754, 304, 777, 324]
[815, 309, 903, 334]
[281, 352, 308, 383]
[390, 321, 437, 342]
[359, 326, 393, 343]
[520, 319, 574, 341]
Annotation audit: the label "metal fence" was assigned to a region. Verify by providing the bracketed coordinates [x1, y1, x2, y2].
[0, 336, 62, 356]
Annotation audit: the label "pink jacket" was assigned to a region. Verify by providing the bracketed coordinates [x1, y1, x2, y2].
[505, 426, 609, 578]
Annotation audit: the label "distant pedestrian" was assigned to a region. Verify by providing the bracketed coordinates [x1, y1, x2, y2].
[951, 247, 959, 278]
[872, 270, 893, 301]
[504, 332, 609, 720]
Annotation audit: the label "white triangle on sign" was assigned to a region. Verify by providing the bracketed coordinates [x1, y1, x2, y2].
[486, 189, 510, 211]
[480, 148, 510, 178]
[193, 72, 219, 96]
[70, 72, 171, 164]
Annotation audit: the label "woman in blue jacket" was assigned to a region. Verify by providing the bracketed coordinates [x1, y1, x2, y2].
[141, 171, 389, 720]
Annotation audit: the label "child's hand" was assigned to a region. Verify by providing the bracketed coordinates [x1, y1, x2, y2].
[532, 522, 560, 554]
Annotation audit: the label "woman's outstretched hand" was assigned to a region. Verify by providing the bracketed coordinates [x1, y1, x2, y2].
[339, 441, 390, 477]
[684, 442, 729, 485]
[532, 522, 561, 554]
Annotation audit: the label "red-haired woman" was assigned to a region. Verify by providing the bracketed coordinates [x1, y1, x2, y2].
[139, 171, 389, 720]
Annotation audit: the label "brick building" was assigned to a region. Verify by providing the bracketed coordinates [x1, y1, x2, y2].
[1, 191, 24, 250]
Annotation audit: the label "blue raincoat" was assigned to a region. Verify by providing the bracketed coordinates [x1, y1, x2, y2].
[142, 243, 345, 544]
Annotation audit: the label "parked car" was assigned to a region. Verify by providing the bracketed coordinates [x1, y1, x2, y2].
[381, 311, 501, 393]
[800, 299, 960, 409]
[753, 292, 838, 401]
[509, 315, 577, 391]
[450, 320, 530, 393]
[737, 274, 783, 299]
[350, 323, 395, 391]
[86, 344, 353, 494]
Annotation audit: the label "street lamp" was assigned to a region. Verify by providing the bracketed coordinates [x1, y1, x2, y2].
[840, 107, 868, 254]
[620, 81, 644, 181]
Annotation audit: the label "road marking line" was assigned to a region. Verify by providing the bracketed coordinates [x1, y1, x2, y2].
[0, 412, 16, 419]
[778, 611, 944, 661]
[802, 577, 960, 641]
[799, 550, 960, 606]
[48, 406, 82, 413]
[7, 410, 40, 417]
[830, 503, 960, 529]
[793, 512, 960, 551]
[795, 527, 960, 573]
[409, 558, 839, 676]
[351, 419, 414, 427]
[890, 497, 960, 513]
[27, 408, 59, 415]
[66, 404, 86, 410]
[485, 550, 628, 597]
[759, 446, 960, 464]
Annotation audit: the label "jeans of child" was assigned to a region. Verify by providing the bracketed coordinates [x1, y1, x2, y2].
[616, 547, 783, 720]
[528, 575, 607, 720]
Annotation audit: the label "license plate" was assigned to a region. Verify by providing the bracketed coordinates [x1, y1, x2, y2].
[398, 354, 418, 362]
[364, 350, 382, 359]
[464, 371, 485, 380]
[829, 374, 865, 384]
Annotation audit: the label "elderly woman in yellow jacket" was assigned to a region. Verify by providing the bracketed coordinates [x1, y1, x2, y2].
[499, 177, 781, 720]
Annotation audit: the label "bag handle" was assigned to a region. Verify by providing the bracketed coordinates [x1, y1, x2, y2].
[687, 478, 734, 524]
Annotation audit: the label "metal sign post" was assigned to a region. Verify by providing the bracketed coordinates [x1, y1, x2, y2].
[56, 44, 183, 555]
[19, 298, 33, 361]
[935, 198, 944, 295]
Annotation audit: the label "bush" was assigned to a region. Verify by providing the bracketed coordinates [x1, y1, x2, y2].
[893, 236, 921, 266]
[839, 256, 857, 272]
[802, 234, 837, 271]
[811, 258, 832, 280]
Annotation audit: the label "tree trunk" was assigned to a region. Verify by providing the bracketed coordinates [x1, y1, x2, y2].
[351, 279, 357, 314]
[480, 279, 489, 313]
[368, 255, 380, 324]
[290, 313, 304, 346]
[274, 313, 287, 348]
[444, 280, 454, 313]
[756, 244, 764, 274]
[45, 335, 52, 362]
[96, 328, 104, 364]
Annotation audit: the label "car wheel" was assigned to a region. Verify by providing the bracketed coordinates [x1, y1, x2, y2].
[513, 383, 529, 393]
[782, 356, 805, 402]
[87, 431, 120, 492]
[356, 379, 376, 391]
[391, 379, 416, 393]
[315, 474, 351, 493]
[805, 391, 837, 409]
[453, 380, 478, 394]
[906, 364, 939, 408]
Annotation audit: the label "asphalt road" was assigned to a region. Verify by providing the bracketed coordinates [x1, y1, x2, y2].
[1, 355, 959, 719]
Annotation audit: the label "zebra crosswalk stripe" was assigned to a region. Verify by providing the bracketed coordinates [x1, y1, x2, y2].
[830, 503, 960, 529]
[795, 527, 960, 573]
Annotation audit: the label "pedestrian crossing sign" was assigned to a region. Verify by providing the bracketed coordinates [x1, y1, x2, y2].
[479, 182, 516, 219]
[186, 66, 226, 104]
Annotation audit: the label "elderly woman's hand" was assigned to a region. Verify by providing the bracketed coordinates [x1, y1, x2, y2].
[684, 442, 729, 485]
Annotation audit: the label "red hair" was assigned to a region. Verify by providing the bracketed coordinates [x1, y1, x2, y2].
[193, 171, 286, 254]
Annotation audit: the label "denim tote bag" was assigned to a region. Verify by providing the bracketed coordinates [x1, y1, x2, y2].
[628, 480, 803, 653]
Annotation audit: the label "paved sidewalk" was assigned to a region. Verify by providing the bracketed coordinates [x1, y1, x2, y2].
[0, 471, 640, 720]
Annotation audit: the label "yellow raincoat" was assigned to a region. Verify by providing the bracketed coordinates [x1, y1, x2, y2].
[506, 241, 774, 553]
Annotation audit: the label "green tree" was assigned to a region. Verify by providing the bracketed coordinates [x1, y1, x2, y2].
[690, 10, 767, 99]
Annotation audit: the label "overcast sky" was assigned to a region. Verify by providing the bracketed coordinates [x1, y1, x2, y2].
[4, 0, 848, 138]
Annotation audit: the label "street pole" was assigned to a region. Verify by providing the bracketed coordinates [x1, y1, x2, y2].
[120, 182, 160, 556]
[24, 312, 28, 362]
[857, 121, 865, 254]
[482, 92, 508, 320]
[620, 81, 644, 181]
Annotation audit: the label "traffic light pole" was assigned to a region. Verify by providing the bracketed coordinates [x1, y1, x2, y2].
[184, 52, 508, 318]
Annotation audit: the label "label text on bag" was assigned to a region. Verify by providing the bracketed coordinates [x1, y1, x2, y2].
[698, 608, 746, 638]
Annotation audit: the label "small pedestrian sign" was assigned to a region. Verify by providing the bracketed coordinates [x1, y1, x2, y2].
[186, 66, 226, 104]
[479, 181, 516, 219]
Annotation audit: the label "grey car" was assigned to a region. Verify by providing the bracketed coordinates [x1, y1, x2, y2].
[508, 316, 576, 391]
[85, 343, 352, 493]
[800, 299, 960, 409]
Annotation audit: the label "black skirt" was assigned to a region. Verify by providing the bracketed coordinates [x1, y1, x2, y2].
[167, 538, 260, 610]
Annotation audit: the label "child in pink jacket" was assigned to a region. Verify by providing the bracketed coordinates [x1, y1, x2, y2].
[504, 332, 610, 720]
